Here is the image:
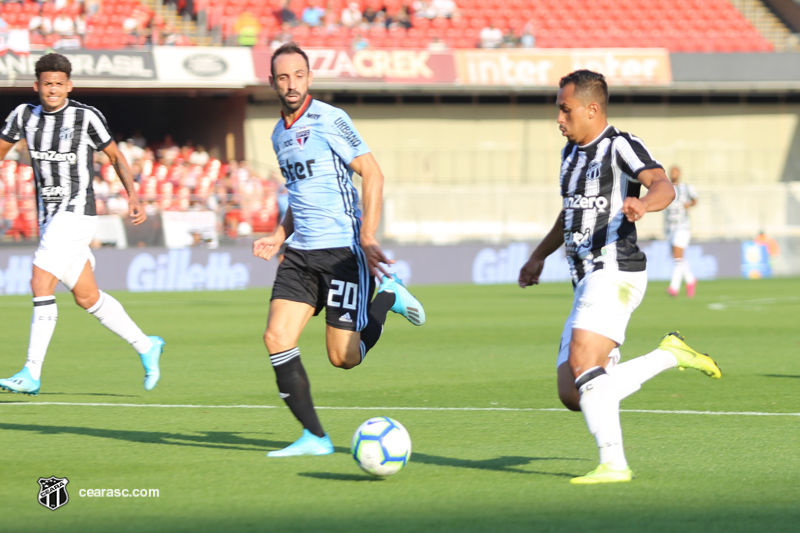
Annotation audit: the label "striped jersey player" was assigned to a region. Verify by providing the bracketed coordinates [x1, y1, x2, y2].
[663, 165, 698, 297]
[518, 69, 721, 485]
[252, 43, 426, 458]
[0, 53, 164, 398]
[559, 125, 663, 285]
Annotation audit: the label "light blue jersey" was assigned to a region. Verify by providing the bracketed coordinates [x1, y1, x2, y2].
[271, 98, 370, 250]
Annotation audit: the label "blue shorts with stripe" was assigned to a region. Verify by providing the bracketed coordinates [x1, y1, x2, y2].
[271, 246, 375, 331]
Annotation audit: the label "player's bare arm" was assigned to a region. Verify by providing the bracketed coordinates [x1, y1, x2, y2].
[348, 152, 392, 278]
[0, 139, 15, 161]
[519, 213, 565, 287]
[621, 167, 675, 222]
[103, 141, 146, 225]
[253, 206, 294, 261]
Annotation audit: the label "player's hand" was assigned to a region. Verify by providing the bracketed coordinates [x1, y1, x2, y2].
[621, 197, 646, 223]
[128, 199, 146, 225]
[253, 235, 284, 261]
[518, 256, 545, 287]
[361, 235, 393, 278]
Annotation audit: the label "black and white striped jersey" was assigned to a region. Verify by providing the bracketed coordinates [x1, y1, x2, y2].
[1, 99, 112, 227]
[559, 125, 663, 284]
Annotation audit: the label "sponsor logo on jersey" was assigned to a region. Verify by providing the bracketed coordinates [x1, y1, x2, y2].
[307, 113, 320, 119]
[563, 194, 609, 212]
[29, 150, 78, 165]
[333, 117, 362, 147]
[296, 127, 311, 148]
[59, 126, 74, 141]
[586, 160, 602, 181]
[283, 139, 294, 148]
[41, 185, 69, 202]
[566, 229, 593, 258]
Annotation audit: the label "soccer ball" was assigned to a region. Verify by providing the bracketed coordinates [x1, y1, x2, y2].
[351, 417, 412, 477]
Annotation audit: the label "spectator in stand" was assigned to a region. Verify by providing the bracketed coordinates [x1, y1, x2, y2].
[29, 11, 54, 37]
[189, 144, 210, 167]
[363, 5, 380, 26]
[480, 22, 503, 49]
[520, 22, 536, 48]
[52, 10, 75, 36]
[388, 4, 412, 29]
[340, 1, 362, 29]
[84, 0, 101, 16]
[428, 35, 447, 51]
[278, 0, 298, 27]
[75, 12, 88, 37]
[270, 22, 294, 49]
[130, 129, 147, 149]
[412, 0, 435, 19]
[234, 10, 261, 46]
[301, 0, 325, 28]
[352, 28, 369, 50]
[431, 0, 459, 19]
[501, 28, 519, 48]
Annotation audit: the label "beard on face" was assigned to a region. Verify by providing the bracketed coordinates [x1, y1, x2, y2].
[278, 89, 306, 113]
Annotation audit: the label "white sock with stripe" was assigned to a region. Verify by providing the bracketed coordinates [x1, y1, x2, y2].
[87, 291, 152, 355]
[25, 296, 58, 381]
[576, 367, 627, 469]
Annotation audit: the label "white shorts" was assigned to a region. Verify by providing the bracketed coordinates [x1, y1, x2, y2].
[34, 211, 97, 290]
[667, 228, 691, 249]
[556, 268, 648, 368]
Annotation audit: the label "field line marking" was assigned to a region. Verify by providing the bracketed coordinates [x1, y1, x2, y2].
[0, 401, 798, 417]
[708, 296, 800, 310]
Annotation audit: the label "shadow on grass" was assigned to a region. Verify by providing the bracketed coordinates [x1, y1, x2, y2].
[305, 449, 582, 478]
[0, 422, 289, 452]
[299, 472, 382, 482]
[761, 374, 800, 379]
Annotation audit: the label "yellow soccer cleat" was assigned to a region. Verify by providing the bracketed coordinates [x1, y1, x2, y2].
[570, 463, 634, 485]
[659, 331, 721, 379]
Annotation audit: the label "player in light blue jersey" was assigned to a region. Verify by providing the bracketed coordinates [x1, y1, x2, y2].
[253, 43, 426, 457]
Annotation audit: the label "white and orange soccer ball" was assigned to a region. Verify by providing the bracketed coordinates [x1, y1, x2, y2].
[351, 417, 412, 477]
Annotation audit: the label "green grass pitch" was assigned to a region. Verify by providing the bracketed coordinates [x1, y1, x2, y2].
[0, 278, 798, 532]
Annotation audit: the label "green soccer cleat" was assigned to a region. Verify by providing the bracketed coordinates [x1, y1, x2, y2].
[267, 430, 334, 457]
[378, 273, 426, 326]
[140, 336, 165, 391]
[570, 464, 634, 485]
[659, 331, 721, 379]
[0, 367, 41, 396]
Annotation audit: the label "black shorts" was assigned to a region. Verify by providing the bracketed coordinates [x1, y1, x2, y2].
[271, 246, 375, 331]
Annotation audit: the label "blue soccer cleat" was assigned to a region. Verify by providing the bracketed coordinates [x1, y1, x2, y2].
[140, 336, 165, 391]
[0, 367, 41, 396]
[267, 429, 334, 457]
[378, 273, 426, 326]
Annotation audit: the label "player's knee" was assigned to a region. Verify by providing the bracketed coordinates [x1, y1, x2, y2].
[264, 329, 291, 353]
[328, 348, 360, 369]
[559, 390, 581, 412]
[74, 291, 99, 310]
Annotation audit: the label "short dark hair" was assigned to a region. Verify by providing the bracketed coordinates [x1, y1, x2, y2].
[35, 53, 72, 80]
[270, 42, 310, 78]
[559, 69, 608, 111]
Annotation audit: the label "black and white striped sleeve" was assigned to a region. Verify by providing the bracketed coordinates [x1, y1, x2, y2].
[613, 134, 663, 183]
[85, 107, 113, 151]
[0, 104, 26, 144]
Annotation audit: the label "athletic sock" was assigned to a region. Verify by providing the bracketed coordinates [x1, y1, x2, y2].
[270, 348, 325, 438]
[359, 291, 395, 358]
[607, 349, 678, 401]
[670, 258, 684, 292]
[684, 259, 696, 285]
[87, 291, 152, 354]
[24, 296, 58, 381]
[576, 367, 627, 469]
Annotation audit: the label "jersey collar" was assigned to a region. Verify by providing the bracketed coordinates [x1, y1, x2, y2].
[282, 95, 313, 130]
[41, 98, 70, 115]
[577, 124, 614, 150]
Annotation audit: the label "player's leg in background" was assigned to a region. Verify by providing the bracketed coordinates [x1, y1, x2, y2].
[668, 244, 684, 296]
[264, 299, 329, 439]
[70, 261, 165, 390]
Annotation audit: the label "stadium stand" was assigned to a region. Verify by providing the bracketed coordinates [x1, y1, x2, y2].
[195, 0, 776, 52]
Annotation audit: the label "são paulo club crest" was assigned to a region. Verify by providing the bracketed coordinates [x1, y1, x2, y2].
[295, 127, 311, 148]
[38, 476, 70, 511]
